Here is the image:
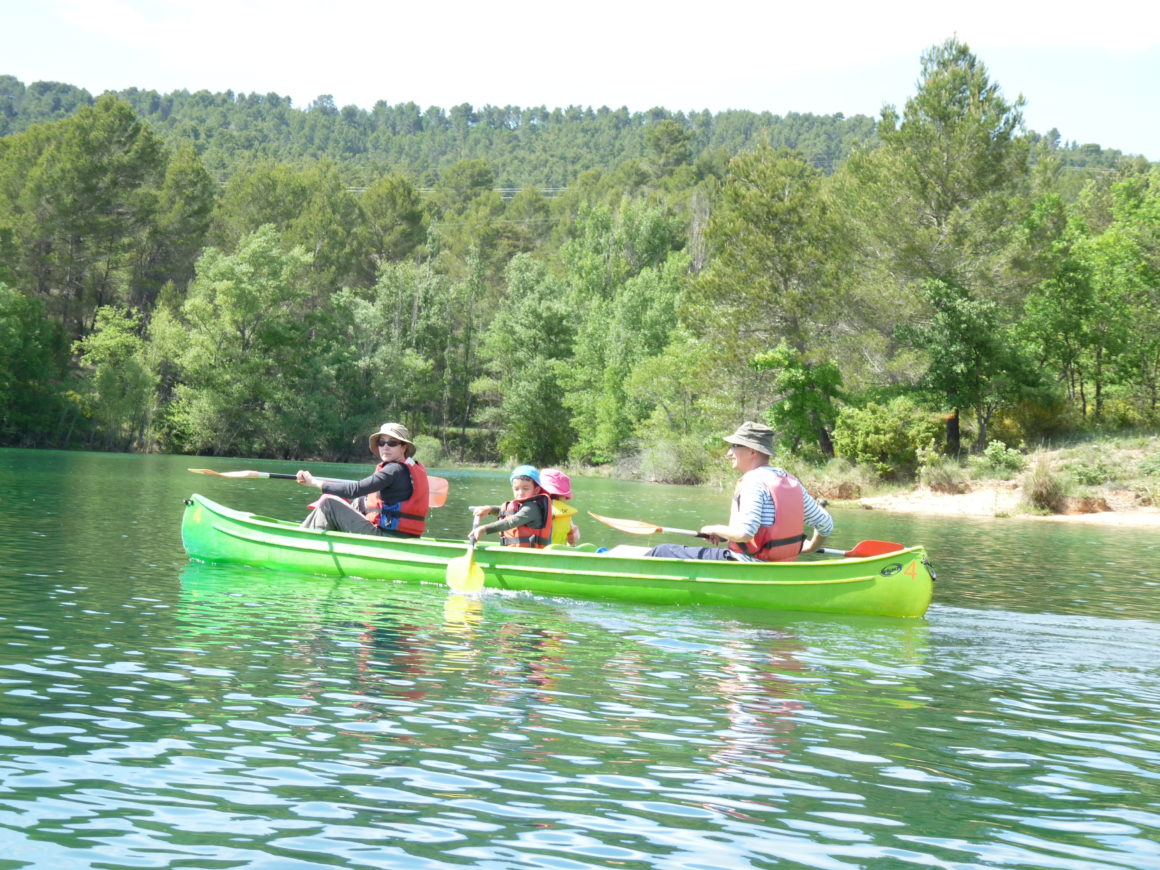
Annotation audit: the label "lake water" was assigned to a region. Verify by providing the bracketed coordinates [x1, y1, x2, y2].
[1, 448, 1158, 869]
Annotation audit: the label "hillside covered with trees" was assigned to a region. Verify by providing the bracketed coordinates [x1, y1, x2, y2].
[1, 38, 1157, 484]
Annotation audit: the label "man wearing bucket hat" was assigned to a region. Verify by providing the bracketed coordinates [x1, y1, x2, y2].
[469, 464, 553, 548]
[295, 422, 430, 538]
[646, 421, 833, 562]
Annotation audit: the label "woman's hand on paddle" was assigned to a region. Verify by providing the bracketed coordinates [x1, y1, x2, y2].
[296, 470, 319, 487]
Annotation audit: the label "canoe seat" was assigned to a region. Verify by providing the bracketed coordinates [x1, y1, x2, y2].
[607, 545, 651, 557]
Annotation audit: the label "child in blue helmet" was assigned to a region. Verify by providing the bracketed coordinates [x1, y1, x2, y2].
[469, 464, 554, 548]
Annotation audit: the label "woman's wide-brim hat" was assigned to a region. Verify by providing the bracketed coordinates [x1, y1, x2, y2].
[368, 422, 414, 455]
[722, 421, 775, 456]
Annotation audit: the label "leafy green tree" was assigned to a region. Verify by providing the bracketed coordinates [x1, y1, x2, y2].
[0, 75, 25, 136]
[210, 161, 312, 247]
[360, 172, 427, 264]
[1073, 223, 1148, 421]
[845, 38, 1031, 451]
[0, 283, 66, 445]
[753, 341, 843, 456]
[324, 261, 454, 450]
[132, 143, 216, 310]
[0, 96, 167, 336]
[1020, 169, 1160, 425]
[73, 306, 157, 450]
[153, 225, 316, 456]
[563, 253, 686, 463]
[645, 119, 692, 178]
[870, 38, 1027, 283]
[212, 161, 372, 293]
[831, 396, 942, 478]
[496, 187, 553, 261]
[625, 332, 737, 483]
[686, 145, 842, 360]
[473, 255, 575, 464]
[898, 278, 1042, 451]
[558, 202, 686, 463]
[433, 158, 496, 217]
[1020, 256, 1095, 415]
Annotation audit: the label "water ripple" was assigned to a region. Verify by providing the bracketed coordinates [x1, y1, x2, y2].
[3, 458, 1160, 867]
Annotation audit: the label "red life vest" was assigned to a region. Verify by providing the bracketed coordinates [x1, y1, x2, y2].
[364, 459, 429, 536]
[728, 470, 806, 562]
[498, 493, 553, 548]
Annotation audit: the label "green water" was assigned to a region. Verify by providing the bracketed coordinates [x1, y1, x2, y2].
[1, 448, 1158, 869]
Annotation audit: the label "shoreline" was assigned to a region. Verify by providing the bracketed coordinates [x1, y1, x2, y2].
[837, 482, 1160, 527]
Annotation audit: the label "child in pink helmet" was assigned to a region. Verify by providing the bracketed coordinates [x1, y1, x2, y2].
[540, 468, 580, 546]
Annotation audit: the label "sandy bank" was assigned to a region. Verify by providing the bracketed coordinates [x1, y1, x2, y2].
[848, 482, 1160, 527]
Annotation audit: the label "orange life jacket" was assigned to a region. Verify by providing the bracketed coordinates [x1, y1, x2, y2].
[364, 459, 429, 536]
[498, 493, 553, 548]
[728, 471, 805, 562]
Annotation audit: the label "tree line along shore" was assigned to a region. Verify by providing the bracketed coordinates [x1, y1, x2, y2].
[0, 39, 1156, 504]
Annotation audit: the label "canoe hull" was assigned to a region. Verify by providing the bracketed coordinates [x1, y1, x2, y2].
[181, 494, 933, 618]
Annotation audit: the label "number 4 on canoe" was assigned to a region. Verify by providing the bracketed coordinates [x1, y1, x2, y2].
[187, 468, 449, 508]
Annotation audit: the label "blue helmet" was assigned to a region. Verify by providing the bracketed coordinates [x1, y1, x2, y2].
[509, 464, 541, 486]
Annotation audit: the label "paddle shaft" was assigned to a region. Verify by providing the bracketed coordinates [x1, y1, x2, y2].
[189, 468, 449, 508]
[588, 511, 704, 537]
[190, 468, 337, 482]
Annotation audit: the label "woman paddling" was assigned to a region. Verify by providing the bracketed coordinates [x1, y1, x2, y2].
[296, 422, 429, 538]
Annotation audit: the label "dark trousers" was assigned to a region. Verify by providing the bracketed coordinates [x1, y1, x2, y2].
[300, 495, 416, 538]
[645, 543, 735, 560]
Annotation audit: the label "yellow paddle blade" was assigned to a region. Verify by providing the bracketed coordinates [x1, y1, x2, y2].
[446, 548, 484, 594]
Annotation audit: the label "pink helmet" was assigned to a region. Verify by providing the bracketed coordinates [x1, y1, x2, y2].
[538, 468, 573, 500]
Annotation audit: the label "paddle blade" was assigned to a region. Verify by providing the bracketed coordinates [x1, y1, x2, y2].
[428, 476, 449, 508]
[588, 511, 664, 536]
[818, 540, 905, 558]
[188, 468, 266, 479]
[845, 540, 905, 557]
[446, 547, 484, 594]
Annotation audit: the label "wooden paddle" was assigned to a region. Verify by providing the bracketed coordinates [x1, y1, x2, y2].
[188, 468, 450, 508]
[588, 511, 706, 537]
[817, 540, 905, 557]
[189, 468, 300, 480]
[446, 514, 484, 593]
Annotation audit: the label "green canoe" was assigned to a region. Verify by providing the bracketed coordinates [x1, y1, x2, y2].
[181, 493, 934, 618]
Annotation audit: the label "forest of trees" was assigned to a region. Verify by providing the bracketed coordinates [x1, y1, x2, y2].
[1, 38, 1157, 482]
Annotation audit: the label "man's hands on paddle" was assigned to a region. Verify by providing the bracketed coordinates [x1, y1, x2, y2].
[698, 523, 742, 545]
[700, 523, 826, 553]
[800, 528, 827, 554]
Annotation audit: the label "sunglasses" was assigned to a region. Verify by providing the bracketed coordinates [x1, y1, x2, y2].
[376, 438, 404, 448]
